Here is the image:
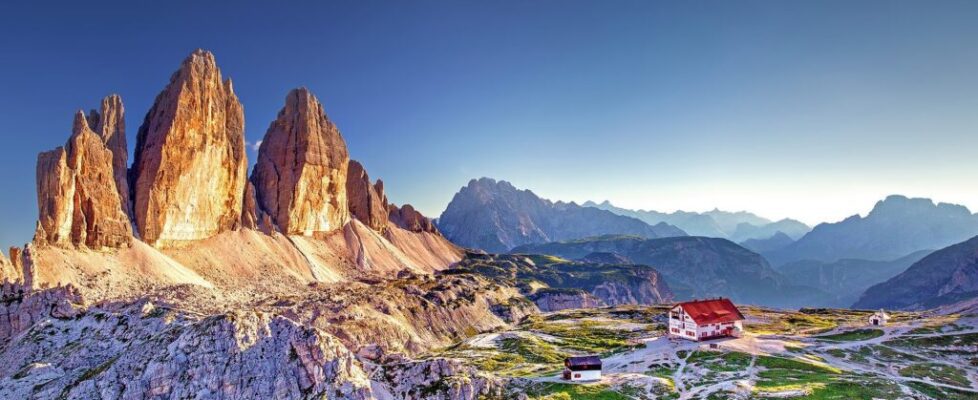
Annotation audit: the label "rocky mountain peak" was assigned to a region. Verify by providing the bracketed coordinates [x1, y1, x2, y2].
[250, 88, 350, 235]
[85, 95, 129, 214]
[868, 195, 971, 219]
[346, 159, 389, 232]
[131, 49, 246, 246]
[439, 178, 686, 252]
[36, 108, 133, 249]
[389, 204, 438, 233]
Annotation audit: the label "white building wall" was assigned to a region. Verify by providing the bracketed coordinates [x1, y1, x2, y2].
[668, 305, 699, 340]
[569, 370, 601, 381]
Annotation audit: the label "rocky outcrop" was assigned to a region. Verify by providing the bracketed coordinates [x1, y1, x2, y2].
[450, 253, 674, 306]
[389, 203, 438, 233]
[6, 248, 23, 283]
[0, 252, 12, 283]
[86, 94, 129, 216]
[377, 357, 504, 400]
[251, 88, 350, 236]
[529, 289, 604, 312]
[0, 304, 373, 400]
[347, 160, 389, 232]
[0, 283, 82, 341]
[35, 111, 133, 249]
[131, 49, 247, 247]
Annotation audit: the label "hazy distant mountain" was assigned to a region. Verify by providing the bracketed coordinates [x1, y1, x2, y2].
[766, 195, 978, 265]
[739, 232, 795, 253]
[584, 200, 810, 240]
[729, 219, 811, 242]
[854, 236, 978, 310]
[437, 179, 687, 253]
[583, 201, 726, 237]
[702, 209, 773, 235]
[778, 250, 932, 308]
[511, 235, 826, 308]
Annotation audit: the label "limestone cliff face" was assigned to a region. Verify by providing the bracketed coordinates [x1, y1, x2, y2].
[0, 252, 13, 284]
[131, 49, 246, 247]
[86, 94, 129, 216]
[35, 112, 133, 249]
[347, 160, 389, 232]
[251, 88, 350, 235]
[389, 203, 438, 233]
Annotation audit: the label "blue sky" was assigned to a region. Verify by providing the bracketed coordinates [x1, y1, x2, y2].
[1, 1, 977, 249]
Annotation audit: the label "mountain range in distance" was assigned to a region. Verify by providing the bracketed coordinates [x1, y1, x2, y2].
[436, 178, 687, 253]
[763, 195, 978, 265]
[776, 250, 933, 308]
[583, 200, 812, 242]
[435, 178, 978, 311]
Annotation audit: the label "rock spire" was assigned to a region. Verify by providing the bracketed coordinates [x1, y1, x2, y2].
[130, 49, 247, 246]
[250, 88, 350, 235]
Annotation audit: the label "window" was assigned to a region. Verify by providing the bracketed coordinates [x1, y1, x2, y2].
[574, 373, 581, 378]
[671, 328, 679, 333]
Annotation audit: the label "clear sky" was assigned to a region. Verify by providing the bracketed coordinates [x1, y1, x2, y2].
[1, 1, 977, 249]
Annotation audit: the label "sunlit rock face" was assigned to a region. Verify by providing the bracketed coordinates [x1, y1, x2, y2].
[35, 111, 133, 249]
[86, 94, 130, 217]
[251, 88, 350, 235]
[389, 203, 438, 233]
[346, 160, 389, 232]
[131, 49, 247, 247]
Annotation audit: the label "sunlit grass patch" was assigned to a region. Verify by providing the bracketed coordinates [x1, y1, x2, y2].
[754, 379, 905, 400]
[523, 382, 629, 400]
[899, 362, 971, 387]
[815, 329, 884, 342]
[753, 355, 843, 394]
[522, 316, 638, 355]
[906, 381, 978, 400]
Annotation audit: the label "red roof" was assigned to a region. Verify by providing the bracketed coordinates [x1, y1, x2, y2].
[675, 298, 744, 325]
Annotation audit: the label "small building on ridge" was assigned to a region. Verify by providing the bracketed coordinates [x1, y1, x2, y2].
[868, 309, 890, 326]
[563, 356, 602, 381]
